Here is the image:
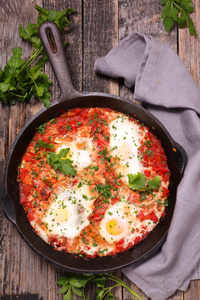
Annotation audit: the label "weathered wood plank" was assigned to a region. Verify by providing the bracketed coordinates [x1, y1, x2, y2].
[0, 0, 42, 297]
[0, 12, 38, 297]
[167, 290, 184, 300]
[118, 0, 177, 105]
[83, 0, 119, 96]
[119, 0, 177, 48]
[177, 2, 200, 300]
[178, 1, 200, 86]
[184, 280, 200, 300]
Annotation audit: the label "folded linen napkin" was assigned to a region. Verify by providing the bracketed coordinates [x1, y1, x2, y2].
[94, 33, 200, 300]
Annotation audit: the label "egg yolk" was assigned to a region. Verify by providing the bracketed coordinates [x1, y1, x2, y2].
[115, 142, 133, 161]
[76, 140, 87, 150]
[54, 207, 69, 223]
[106, 219, 124, 235]
[66, 150, 72, 159]
[60, 148, 72, 160]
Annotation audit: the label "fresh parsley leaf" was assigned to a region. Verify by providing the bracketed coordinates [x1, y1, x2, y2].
[46, 148, 76, 176]
[71, 286, 83, 297]
[57, 274, 73, 285]
[0, 5, 76, 107]
[57, 283, 70, 295]
[64, 287, 73, 300]
[127, 172, 146, 190]
[147, 175, 161, 189]
[161, 0, 197, 36]
[128, 172, 161, 191]
[57, 272, 144, 300]
[69, 274, 92, 288]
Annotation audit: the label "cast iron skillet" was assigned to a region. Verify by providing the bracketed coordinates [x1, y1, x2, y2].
[3, 21, 187, 273]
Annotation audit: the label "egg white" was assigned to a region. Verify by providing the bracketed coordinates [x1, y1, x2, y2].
[37, 184, 96, 240]
[109, 116, 143, 184]
[99, 202, 135, 244]
[54, 137, 93, 171]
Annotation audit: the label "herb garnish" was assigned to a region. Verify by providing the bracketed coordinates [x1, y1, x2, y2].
[0, 5, 76, 107]
[128, 172, 161, 191]
[37, 122, 47, 134]
[57, 272, 144, 300]
[93, 183, 112, 200]
[46, 148, 76, 176]
[99, 148, 112, 162]
[161, 0, 197, 36]
[35, 139, 53, 150]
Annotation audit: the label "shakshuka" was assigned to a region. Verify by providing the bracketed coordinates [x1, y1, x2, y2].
[18, 107, 170, 258]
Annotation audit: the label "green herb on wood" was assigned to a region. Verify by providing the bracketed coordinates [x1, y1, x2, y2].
[57, 272, 144, 300]
[0, 5, 76, 107]
[161, 0, 197, 36]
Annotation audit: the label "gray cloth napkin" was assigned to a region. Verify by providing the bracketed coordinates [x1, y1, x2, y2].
[94, 33, 200, 300]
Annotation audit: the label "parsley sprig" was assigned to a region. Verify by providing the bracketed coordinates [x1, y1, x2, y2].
[46, 148, 77, 176]
[0, 5, 76, 107]
[128, 172, 161, 191]
[161, 0, 197, 36]
[57, 272, 144, 300]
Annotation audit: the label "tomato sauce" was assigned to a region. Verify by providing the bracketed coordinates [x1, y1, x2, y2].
[18, 107, 170, 258]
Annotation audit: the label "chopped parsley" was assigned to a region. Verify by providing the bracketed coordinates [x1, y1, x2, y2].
[37, 123, 47, 134]
[35, 139, 53, 150]
[93, 183, 112, 200]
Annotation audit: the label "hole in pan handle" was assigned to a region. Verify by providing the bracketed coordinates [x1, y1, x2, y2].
[38, 21, 81, 102]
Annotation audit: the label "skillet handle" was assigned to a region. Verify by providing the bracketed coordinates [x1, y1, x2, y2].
[38, 21, 81, 102]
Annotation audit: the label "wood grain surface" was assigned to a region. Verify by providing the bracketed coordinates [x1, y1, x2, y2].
[0, 0, 199, 299]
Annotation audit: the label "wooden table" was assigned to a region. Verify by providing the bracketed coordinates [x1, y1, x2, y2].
[0, 0, 199, 299]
